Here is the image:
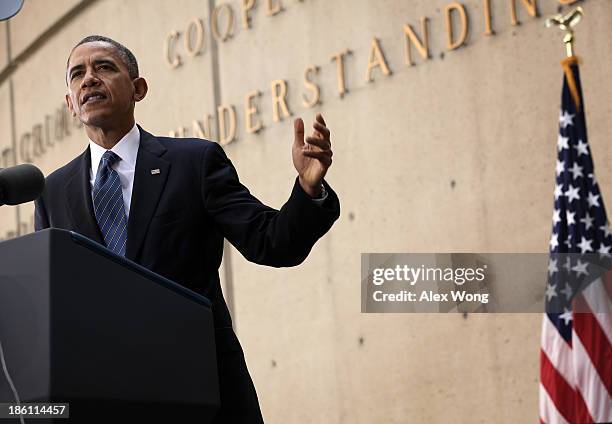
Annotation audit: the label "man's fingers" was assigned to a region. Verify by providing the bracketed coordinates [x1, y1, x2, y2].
[304, 148, 332, 158]
[313, 121, 330, 139]
[294, 118, 305, 147]
[316, 113, 327, 127]
[303, 150, 333, 166]
[306, 136, 331, 151]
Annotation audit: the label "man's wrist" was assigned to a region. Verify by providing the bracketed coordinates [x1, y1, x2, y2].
[299, 176, 324, 198]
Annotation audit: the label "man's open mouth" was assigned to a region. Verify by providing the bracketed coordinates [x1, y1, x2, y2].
[82, 92, 107, 105]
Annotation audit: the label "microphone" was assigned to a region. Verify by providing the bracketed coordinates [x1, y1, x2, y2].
[0, 164, 45, 206]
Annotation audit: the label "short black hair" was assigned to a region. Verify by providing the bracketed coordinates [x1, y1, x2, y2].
[66, 35, 139, 82]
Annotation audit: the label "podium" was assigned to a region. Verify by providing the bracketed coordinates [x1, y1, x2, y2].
[0, 229, 219, 422]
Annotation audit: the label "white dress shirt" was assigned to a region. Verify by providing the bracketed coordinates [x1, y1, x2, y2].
[89, 124, 140, 218]
[89, 123, 328, 219]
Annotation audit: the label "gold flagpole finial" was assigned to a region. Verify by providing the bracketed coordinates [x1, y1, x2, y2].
[546, 6, 584, 58]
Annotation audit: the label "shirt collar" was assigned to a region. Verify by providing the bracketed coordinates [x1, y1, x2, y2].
[89, 124, 140, 173]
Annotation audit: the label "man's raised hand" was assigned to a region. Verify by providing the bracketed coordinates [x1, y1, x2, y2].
[292, 113, 333, 198]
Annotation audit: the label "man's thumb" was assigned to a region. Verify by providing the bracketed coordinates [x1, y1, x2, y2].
[294, 118, 305, 147]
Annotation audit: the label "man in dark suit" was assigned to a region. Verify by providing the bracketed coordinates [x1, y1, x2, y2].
[34, 35, 340, 423]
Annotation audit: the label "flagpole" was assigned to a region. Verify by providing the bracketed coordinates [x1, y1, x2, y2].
[546, 6, 585, 111]
[545, 6, 584, 58]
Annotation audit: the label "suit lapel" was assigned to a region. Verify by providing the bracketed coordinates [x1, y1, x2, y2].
[125, 127, 170, 261]
[65, 148, 105, 244]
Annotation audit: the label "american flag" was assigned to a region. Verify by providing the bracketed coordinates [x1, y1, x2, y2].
[540, 57, 612, 424]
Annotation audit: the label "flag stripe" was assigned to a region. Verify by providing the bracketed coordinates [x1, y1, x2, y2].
[574, 295, 612, 394]
[540, 349, 593, 423]
[539, 383, 570, 424]
[571, 327, 612, 423]
[603, 271, 612, 300]
[572, 294, 612, 397]
[541, 316, 576, 387]
[581, 276, 612, 343]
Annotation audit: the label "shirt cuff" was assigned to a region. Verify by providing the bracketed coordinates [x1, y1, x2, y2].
[311, 190, 329, 206]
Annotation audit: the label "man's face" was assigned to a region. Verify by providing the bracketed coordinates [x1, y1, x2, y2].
[65, 42, 138, 129]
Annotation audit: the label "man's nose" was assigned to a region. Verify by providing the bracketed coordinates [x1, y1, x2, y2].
[80, 68, 100, 89]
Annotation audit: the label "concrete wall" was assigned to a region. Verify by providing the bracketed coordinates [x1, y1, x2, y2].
[2, 0, 610, 422]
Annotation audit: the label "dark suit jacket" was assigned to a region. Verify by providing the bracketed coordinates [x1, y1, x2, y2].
[34, 127, 340, 423]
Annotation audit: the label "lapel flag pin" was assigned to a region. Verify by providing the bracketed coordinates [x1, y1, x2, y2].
[151, 169, 161, 175]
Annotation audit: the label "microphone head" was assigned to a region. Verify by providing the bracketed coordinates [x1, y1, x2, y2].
[0, 164, 45, 206]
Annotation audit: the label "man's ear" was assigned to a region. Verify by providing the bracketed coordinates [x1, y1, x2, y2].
[133, 77, 148, 102]
[65, 93, 76, 117]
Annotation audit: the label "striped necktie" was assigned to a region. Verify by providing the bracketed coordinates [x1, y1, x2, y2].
[92, 150, 128, 256]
